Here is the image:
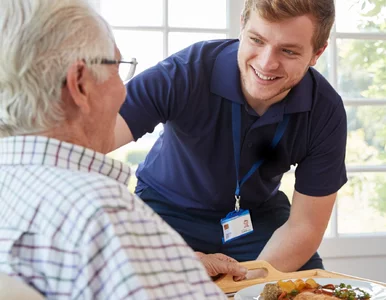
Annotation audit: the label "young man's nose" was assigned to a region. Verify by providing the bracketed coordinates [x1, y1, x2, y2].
[257, 47, 280, 71]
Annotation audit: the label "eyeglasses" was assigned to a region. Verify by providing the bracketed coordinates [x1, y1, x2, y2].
[62, 57, 138, 86]
[92, 57, 138, 82]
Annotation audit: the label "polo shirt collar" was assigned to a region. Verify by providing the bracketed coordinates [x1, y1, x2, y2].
[283, 68, 314, 114]
[210, 39, 314, 116]
[210, 41, 245, 105]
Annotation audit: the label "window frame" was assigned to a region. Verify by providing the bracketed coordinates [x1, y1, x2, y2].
[316, 1, 386, 257]
[96, 0, 243, 57]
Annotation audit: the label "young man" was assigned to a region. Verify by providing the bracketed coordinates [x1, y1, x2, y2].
[0, 0, 243, 298]
[115, 0, 347, 273]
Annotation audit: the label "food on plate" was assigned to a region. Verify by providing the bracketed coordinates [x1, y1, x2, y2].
[260, 279, 371, 300]
[293, 292, 340, 299]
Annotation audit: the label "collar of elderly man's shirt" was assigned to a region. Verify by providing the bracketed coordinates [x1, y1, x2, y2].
[0, 135, 131, 185]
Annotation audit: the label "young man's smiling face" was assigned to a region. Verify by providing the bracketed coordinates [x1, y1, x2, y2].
[237, 12, 326, 112]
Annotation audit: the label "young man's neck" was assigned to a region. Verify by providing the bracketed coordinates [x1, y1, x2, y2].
[243, 87, 291, 116]
[247, 92, 289, 116]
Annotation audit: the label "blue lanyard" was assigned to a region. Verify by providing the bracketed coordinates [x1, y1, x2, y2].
[232, 102, 290, 201]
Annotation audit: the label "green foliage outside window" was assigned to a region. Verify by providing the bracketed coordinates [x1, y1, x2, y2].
[338, 0, 386, 216]
[125, 150, 148, 166]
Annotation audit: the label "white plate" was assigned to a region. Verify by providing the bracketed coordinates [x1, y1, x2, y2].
[234, 278, 386, 300]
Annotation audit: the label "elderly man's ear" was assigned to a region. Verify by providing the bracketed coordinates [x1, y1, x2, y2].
[64, 61, 93, 115]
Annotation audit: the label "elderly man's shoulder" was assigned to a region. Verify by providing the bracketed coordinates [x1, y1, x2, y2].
[18, 165, 145, 244]
[57, 166, 130, 196]
[38, 165, 137, 212]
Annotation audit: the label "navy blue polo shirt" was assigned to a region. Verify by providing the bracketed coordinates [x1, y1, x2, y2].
[119, 39, 347, 214]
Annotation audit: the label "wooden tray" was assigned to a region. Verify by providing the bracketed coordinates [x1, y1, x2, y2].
[215, 260, 386, 296]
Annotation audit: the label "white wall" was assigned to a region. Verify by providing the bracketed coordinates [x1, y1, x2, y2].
[228, 0, 243, 38]
[323, 257, 386, 283]
[319, 236, 386, 282]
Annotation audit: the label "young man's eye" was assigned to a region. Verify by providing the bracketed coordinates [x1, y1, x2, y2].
[250, 37, 263, 44]
[283, 49, 296, 55]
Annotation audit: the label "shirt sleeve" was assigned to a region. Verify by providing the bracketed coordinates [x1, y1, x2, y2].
[295, 96, 348, 197]
[119, 57, 192, 141]
[71, 192, 226, 300]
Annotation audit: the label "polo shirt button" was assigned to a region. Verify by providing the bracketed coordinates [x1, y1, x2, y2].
[248, 142, 253, 148]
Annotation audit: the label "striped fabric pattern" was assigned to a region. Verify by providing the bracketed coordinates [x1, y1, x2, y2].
[0, 136, 226, 300]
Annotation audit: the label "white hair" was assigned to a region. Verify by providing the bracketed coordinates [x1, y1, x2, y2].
[0, 0, 116, 136]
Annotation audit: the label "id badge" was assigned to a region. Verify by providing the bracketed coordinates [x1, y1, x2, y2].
[220, 209, 253, 243]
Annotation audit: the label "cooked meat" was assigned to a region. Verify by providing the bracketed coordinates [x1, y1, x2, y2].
[294, 292, 340, 299]
[261, 283, 282, 300]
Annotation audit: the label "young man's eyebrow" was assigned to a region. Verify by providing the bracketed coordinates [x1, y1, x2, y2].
[248, 30, 268, 42]
[279, 43, 304, 51]
[248, 30, 304, 51]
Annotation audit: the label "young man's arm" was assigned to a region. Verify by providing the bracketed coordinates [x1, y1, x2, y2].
[255, 190, 336, 272]
[252, 89, 346, 274]
[113, 56, 195, 152]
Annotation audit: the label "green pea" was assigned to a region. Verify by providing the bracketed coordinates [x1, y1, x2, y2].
[290, 289, 299, 296]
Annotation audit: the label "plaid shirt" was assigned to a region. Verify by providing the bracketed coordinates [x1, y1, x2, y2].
[0, 136, 226, 300]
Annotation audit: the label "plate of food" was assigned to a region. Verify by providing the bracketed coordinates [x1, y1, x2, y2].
[234, 277, 386, 300]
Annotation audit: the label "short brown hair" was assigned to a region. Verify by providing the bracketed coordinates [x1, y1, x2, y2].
[241, 0, 335, 51]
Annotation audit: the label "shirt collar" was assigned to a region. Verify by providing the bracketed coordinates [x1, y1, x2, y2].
[283, 68, 314, 114]
[210, 39, 314, 115]
[210, 40, 245, 105]
[0, 136, 131, 186]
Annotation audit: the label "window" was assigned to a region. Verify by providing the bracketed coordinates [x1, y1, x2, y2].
[97, 1, 386, 251]
[323, 0, 386, 258]
[328, 0, 386, 235]
[98, 0, 234, 73]
[282, 0, 386, 258]
[97, 0, 241, 191]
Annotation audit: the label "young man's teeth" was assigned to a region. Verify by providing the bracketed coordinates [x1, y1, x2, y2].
[255, 71, 276, 80]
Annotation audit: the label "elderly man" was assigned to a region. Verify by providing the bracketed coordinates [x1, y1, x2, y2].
[0, 0, 246, 298]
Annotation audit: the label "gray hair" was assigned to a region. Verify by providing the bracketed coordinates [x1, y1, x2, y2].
[0, 0, 116, 137]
